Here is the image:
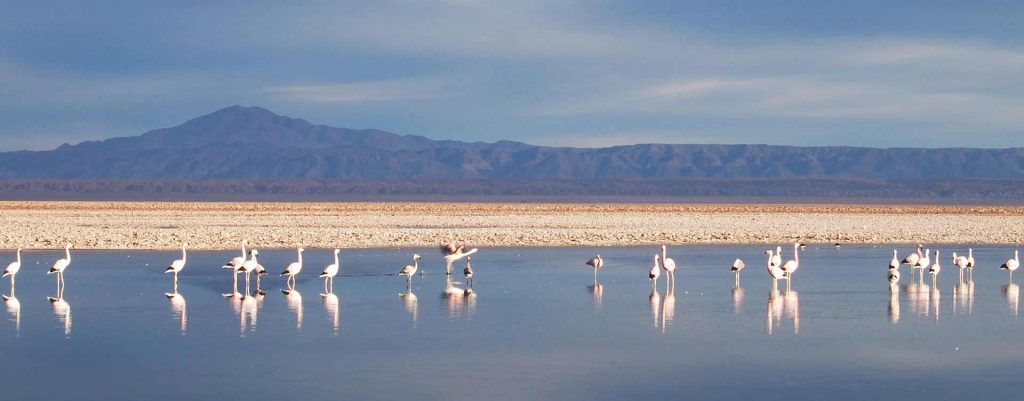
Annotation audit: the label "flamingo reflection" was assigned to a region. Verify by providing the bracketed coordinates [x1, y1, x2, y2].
[3, 294, 19, 336]
[49, 292, 71, 338]
[660, 287, 676, 333]
[888, 284, 900, 324]
[240, 291, 260, 336]
[442, 275, 468, 320]
[649, 290, 661, 328]
[283, 289, 304, 331]
[166, 292, 187, 335]
[587, 274, 604, 310]
[732, 283, 745, 315]
[1004, 282, 1019, 318]
[928, 284, 941, 322]
[400, 290, 418, 327]
[322, 292, 340, 335]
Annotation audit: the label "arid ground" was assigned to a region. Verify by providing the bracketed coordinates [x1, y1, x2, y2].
[0, 201, 1022, 249]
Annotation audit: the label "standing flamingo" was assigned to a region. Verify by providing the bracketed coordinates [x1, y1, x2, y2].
[443, 245, 479, 275]
[661, 245, 677, 290]
[397, 254, 421, 290]
[320, 249, 341, 295]
[649, 255, 661, 290]
[3, 248, 21, 293]
[47, 244, 73, 292]
[781, 243, 800, 291]
[222, 240, 248, 296]
[280, 247, 304, 290]
[585, 255, 603, 282]
[929, 250, 941, 285]
[463, 256, 474, 291]
[1000, 250, 1020, 281]
[966, 248, 976, 280]
[902, 244, 923, 274]
[914, 249, 931, 281]
[239, 249, 261, 296]
[766, 249, 785, 291]
[889, 249, 899, 270]
[952, 251, 969, 283]
[165, 242, 188, 292]
[731, 258, 746, 286]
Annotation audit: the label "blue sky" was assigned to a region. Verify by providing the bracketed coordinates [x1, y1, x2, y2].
[1, 0, 1022, 150]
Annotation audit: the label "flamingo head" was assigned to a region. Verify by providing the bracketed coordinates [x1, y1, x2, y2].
[298, 247, 305, 253]
[413, 254, 421, 260]
[183, 242, 189, 248]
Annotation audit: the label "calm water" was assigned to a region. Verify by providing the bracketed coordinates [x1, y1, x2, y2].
[0, 245, 1022, 400]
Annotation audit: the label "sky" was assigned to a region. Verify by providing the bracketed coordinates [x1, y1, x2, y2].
[1, 0, 1022, 151]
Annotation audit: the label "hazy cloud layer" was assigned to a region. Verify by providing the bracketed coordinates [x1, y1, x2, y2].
[0, 1, 1021, 150]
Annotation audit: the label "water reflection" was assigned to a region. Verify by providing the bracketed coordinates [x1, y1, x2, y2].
[952, 280, 974, 317]
[660, 288, 676, 333]
[766, 287, 799, 335]
[732, 284, 744, 315]
[283, 289, 303, 331]
[929, 285, 941, 322]
[3, 295, 20, 336]
[322, 293, 340, 335]
[49, 296, 71, 338]
[400, 290, 418, 327]
[649, 290, 661, 328]
[442, 275, 475, 320]
[240, 292, 260, 336]
[166, 292, 187, 335]
[906, 280, 931, 317]
[1003, 282, 1019, 318]
[587, 276, 604, 310]
[784, 290, 800, 334]
[766, 288, 782, 335]
[888, 284, 900, 324]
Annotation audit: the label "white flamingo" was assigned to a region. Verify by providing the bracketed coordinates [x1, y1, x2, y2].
[585, 255, 603, 281]
[914, 248, 931, 281]
[661, 245, 677, 290]
[731, 258, 746, 286]
[164, 242, 188, 291]
[47, 244, 73, 292]
[766, 249, 785, 290]
[222, 240, 248, 296]
[240, 249, 261, 296]
[3, 247, 21, 293]
[1000, 250, 1020, 281]
[463, 256, 474, 291]
[902, 244, 923, 273]
[929, 250, 941, 285]
[781, 243, 800, 290]
[889, 249, 899, 270]
[320, 249, 341, 295]
[771, 246, 782, 270]
[280, 247, 304, 289]
[398, 254, 421, 290]
[952, 251, 969, 282]
[966, 248, 976, 280]
[649, 255, 661, 290]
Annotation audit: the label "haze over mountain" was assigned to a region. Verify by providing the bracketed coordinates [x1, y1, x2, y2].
[1, 105, 1023, 181]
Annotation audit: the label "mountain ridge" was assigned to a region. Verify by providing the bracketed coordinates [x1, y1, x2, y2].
[2, 105, 1023, 181]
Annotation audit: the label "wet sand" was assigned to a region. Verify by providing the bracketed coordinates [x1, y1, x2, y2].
[0, 201, 1022, 249]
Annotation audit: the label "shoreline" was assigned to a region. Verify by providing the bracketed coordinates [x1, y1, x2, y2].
[0, 201, 1022, 249]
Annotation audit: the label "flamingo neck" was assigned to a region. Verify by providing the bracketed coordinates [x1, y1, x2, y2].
[181, 245, 187, 261]
[297, 250, 303, 264]
[16, 249, 20, 263]
[334, 251, 339, 265]
[241, 242, 247, 258]
[794, 245, 799, 263]
[65, 246, 71, 262]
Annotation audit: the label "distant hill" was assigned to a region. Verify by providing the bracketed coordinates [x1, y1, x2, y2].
[2, 105, 1023, 181]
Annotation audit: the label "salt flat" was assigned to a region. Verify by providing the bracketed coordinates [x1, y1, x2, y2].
[0, 201, 1022, 249]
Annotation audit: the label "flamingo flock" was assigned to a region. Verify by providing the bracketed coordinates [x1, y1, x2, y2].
[1, 241, 1022, 337]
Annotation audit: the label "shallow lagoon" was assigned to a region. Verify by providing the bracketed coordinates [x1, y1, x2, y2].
[0, 245, 1021, 400]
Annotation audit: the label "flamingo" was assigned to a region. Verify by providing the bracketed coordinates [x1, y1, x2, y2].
[280, 247, 304, 290]
[164, 242, 188, 291]
[649, 255, 661, 290]
[444, 247, 478, 275]
[320, 249, 341, 295]
[902, 244, 923, 273]
[253, 255, 268, 295]
[952, 251, 969, 282]
[238, 249, 262, 296]
[661, 245, 677, 290]
[3, 247, 21, 293]
[463, 256, 474, 291]
[398, 254, 421, 290]
[47, 244, 73, 292]
[585, 255, 603, 281]
[222, 240, 248, 296]
[1000, 250, 1020, 281]
[771, 246, 782, 269]
[781, 243, 800, 290]
[929, 250, 941, 285]
[766, 249, 785, 291]
[731, 258, 745, 286]
[889, 249, 899, 270]
[888, 266, 901, 286]
[914, 248, 931, 281]
[966, 248, 976, 280]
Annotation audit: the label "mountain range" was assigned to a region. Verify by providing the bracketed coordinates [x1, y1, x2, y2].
[2, 105, 1023, 181]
